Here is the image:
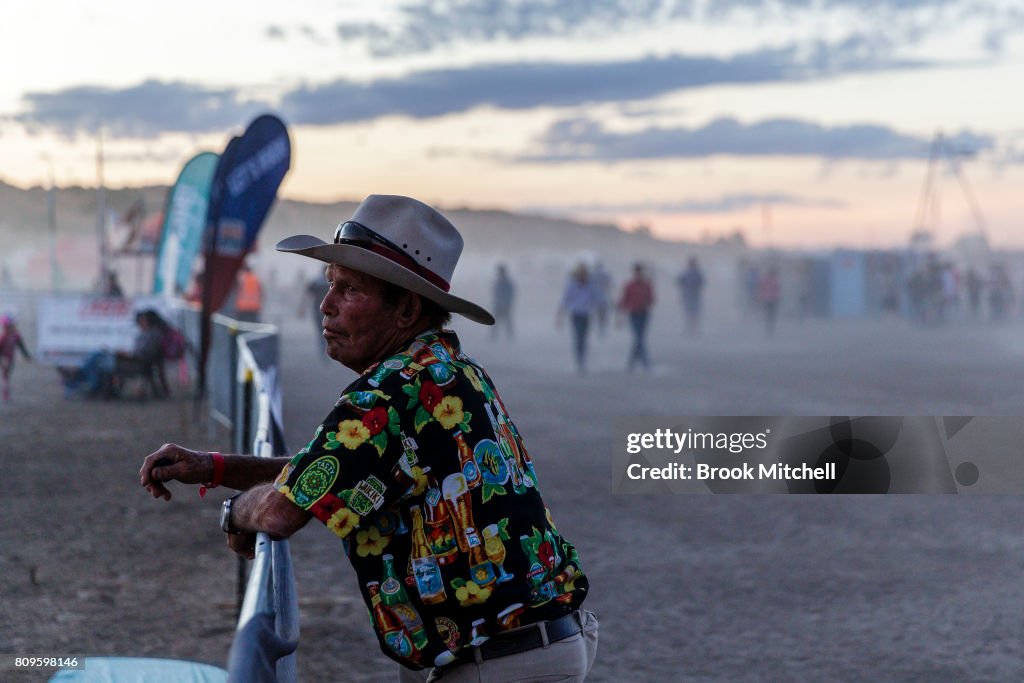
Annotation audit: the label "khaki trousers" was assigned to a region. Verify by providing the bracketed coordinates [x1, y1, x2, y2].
[398, 609, 599, 683]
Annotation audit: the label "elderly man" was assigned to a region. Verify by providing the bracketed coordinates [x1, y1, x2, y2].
[139, 195, 597, 682]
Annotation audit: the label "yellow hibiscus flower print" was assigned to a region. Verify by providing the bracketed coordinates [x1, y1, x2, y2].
[453, 578, 491, 606]
[337, 419, 371, 449]
[462, 366, 484, 394]
[327, 507, 359, 539]
[410, 465, 429, 496]
[432, 395, 465, 430]
[355, 526, 390, 557]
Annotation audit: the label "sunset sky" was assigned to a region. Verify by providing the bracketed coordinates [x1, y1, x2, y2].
[2, 0, 1023, 248]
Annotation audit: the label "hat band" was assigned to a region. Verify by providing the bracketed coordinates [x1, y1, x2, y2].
[334, 221, 451, 292]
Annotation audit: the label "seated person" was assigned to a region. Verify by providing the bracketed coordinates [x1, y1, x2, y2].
[114, 309, 170, 397]
[62, 310, 169, 398]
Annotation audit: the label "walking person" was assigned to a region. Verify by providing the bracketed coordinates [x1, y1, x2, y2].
[557, 263, 602, 374]
[139, 195, 597, 682]
[758, 265, 781, 337]
[0, 314, 32, 402]
[676, 256, 705, 336]
[491, 263, 516, 340]
[617, 263, 655, 370]
[590, 261, 611, 338]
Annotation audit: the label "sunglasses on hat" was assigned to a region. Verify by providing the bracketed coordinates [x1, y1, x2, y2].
[333, 221, 449, 291]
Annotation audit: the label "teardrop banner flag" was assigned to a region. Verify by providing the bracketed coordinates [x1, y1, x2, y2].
[203, 115, 291, 313]
[198, 114, 291, 397]
[152, 151, 218, 295]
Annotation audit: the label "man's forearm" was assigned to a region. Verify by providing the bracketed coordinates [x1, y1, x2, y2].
[231, 483, 311, 539]
[219, 455, 292, 491]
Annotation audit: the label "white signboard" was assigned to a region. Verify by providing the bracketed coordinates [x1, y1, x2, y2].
[35, 295, 170, 365]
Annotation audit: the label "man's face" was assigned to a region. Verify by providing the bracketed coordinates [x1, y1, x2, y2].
[319, 264, 404, 373]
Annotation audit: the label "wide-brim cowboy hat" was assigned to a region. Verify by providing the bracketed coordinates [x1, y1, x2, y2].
[276, 194, 494, 325]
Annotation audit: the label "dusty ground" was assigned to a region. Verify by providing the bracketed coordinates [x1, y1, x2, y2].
[3, 307, 1024, 682]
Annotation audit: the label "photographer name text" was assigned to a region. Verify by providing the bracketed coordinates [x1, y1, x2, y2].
[626, 462, 836, 481]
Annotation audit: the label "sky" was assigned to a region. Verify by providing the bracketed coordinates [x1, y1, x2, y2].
[2, 0, 1023, 249]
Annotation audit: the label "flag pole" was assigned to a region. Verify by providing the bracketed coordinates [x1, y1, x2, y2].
[96, 130, 109, 284]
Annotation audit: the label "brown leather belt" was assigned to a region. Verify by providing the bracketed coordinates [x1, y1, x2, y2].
[450, 611, 582, 665]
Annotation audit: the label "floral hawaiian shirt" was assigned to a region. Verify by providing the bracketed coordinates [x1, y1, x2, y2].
[275, 329, 588, 670]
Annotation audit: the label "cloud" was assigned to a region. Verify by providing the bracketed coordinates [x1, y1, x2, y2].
[527, 193, 846, 215]
[15, 80, 272, 138]
[14, 39, 923, 138]
[521, 116, 995, 162]
[333, 0, 987, 56]
[280, 43, 924, 126]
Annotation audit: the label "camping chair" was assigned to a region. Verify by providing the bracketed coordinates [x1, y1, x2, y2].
[112, 354, 169, 399]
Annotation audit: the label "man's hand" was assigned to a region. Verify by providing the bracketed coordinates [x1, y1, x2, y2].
[139, 443, 215, 501]
[227, 530, 258, 560]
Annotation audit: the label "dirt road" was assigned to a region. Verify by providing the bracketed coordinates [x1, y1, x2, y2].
[3, 312, 1023, 681]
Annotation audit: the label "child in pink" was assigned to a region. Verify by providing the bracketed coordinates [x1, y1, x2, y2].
[0, 315, 32, 402]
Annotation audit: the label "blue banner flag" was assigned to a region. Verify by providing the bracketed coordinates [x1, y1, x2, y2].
[152, 152, 218, 295]
[198, 115, 291, 399]
[202, 114, 291, 314]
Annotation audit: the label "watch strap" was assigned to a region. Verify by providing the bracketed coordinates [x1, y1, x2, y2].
[221, 494, 242, 534]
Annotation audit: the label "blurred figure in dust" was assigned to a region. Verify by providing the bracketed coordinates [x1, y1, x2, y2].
[184, 270, 204, 306]
[758, 265, 781, 337]
[491, 263, 516, 340]
[591, 261, 612, 337]
[618, 262, 655, 371]
[233, 262, 263, 323]
[965, 267, 983, 321]
[676, 256, 705, 335]
[98, 269, 124, 297]
[988, 263, 1013, 323]
[1, 314, 32, 402]
[739, 260, 760, 320]
[557, 263, 602, 373]
[302, 269, 330, 357]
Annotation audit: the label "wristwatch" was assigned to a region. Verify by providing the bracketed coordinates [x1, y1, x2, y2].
[220, 494, 242, 534]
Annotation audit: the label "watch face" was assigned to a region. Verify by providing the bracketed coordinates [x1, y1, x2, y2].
[221, 497, 234, 533]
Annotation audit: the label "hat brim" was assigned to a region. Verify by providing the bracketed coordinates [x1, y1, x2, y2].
[276, 235, 495, 325]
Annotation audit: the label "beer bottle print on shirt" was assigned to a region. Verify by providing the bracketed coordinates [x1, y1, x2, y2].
[409, 506, 446, 604]
[368, 581, 415, 659]
[424, 468, 459, 565]
[380, 554, 428, 652]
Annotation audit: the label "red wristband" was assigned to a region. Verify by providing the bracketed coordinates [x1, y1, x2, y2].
[199, 452, 224, 499]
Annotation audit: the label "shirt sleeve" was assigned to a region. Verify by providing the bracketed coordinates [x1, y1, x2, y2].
[273, 388, 413, 540]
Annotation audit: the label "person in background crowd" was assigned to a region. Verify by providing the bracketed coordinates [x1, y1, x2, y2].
[758, 265, 781, 337]
[676, 256, 705, 336]
[965, 267, 983, 322]
[557, 263, 603, 374]
[988, 263, 1013, 323]
[590, 261, 611, 337]
[618, 262, 655, 371]
[184, 270, 204, 306]
[99, 269, 125, 298]
[234, 262, 263, 323]
[0, 314, 32, 402]
[491, 263, 516, 340]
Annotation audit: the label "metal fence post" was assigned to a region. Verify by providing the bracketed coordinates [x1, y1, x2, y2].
[235, 365, 254, 619]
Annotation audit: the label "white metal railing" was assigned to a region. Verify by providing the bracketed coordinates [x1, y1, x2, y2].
[222, 326, 299, 683]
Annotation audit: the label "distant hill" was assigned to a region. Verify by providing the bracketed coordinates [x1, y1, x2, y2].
[0, 179, 745, 289]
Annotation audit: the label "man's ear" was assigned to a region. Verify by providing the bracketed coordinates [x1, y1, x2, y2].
[395, 291, 423, 329]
